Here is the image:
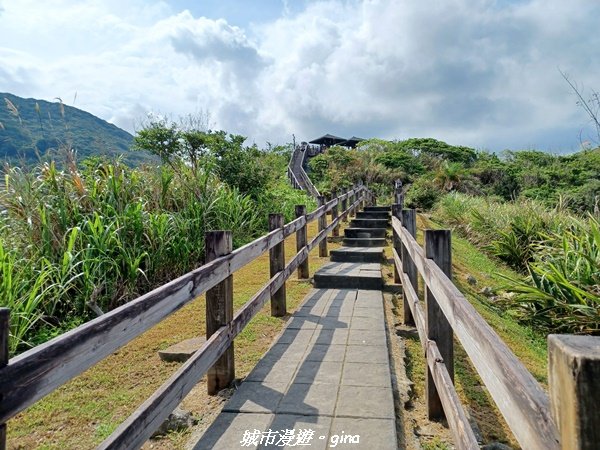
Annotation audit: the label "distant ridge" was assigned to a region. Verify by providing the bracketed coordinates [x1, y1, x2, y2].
[0, 92, 154, 166]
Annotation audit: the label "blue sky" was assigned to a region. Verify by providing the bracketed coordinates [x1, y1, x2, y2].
[0, 0, 599, 152]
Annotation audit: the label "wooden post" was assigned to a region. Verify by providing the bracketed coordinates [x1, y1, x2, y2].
[331, 189, 339, 237]
[341, 189, 348, 222]
[295, 205, 309, 279]
[0, 308, 9, 450]
[425, 229, 453, 420]
[269, 213, 287, 316]
[205, 231, 234, 395]
[394, 179, 404, 208]
[401, 210, 417, 326]
[317, 196, 328, 257]
[548, 335, 600, 450]
[392, 204, 402, 285]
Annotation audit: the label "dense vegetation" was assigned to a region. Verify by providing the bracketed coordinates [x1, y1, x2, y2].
[0, 93, 153, 166]
[307, 137, 600, 333]
[0, 118, 314, 356]
[309, 138, 600, 215]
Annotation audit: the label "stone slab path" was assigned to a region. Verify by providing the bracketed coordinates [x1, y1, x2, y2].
[193, 287, 398, 450]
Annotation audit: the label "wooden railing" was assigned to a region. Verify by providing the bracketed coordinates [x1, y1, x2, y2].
[288, 143, 320, 198]
[391, 202, 600, 450]
[0, 185, 369, 450]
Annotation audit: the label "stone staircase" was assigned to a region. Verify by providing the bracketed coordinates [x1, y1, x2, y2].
[314, 205, 390, 290]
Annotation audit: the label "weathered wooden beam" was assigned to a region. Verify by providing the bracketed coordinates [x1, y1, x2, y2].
[401, 209, 418, 327]
[548, 335, 600, 450]
[392, 203, 402, 283]
[99, 326, 231, 449]
[205, 230, 234, 395]
[317, 195, 328, 257]
[305, 204, 327, 222]
[393, 216, 559, 450]
[269, 214, 286, 317]
[0, 308, 8, 450]
[393, 249, 427, 352]
[425, 229, 453, 420]
[426, 341, 480, 450]
[295, 205, 309, 279]
[282, 215, 306, 238]
[331, 189, 340, 237]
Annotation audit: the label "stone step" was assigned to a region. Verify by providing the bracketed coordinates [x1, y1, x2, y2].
[350, 218, 390, 228]
[330, 247, 385, 263]
[314, 262, 383, 290]
[356, 211, 390, 220]
[343, 237, 387, 247]
[158, 337, 207, 362]
[364, 206, 391, 212]
[344, 227, 387, 238]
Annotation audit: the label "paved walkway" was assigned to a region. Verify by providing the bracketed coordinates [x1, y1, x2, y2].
[193, 287, 397, 450]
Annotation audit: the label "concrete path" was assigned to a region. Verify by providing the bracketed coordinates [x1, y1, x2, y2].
[193, 287, 397, 450]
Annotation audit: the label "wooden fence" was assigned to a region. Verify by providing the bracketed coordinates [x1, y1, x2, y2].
[0, 185, 369, 450]
[391, 200, 600, 450]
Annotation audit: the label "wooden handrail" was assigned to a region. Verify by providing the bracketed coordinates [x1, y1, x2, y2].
[392, 214, 560, 450]
[0, 186, 367, 448]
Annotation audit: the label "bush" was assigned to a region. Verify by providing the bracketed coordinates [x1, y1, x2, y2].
[405, 178, 443, 210]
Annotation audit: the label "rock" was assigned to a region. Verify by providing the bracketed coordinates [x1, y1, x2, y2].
[151, 407, 197, 438]
[158, 337, 207, 362]
[414, 425, 436, 437]
[466, 275, 477, 286]
[466, 408, 484, 444]
[480, 286, 494, 297]
[482, 443, 513, 450]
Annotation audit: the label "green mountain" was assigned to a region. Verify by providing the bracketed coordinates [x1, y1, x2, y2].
[0, 92, 153, 166]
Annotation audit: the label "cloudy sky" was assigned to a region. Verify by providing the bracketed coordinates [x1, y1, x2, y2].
[1, 0, 599, 152]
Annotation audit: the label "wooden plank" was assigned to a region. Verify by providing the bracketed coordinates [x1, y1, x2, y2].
[305, 204, 327, 222]
[269, 214, 286, 317]
[205, 231, 234, 395]
[0, 308, 8, 450]
[393, 216, 559, 450]
[282, 216, 306, 238]
[393, 249, 427, 352]
[229, 228, 284, 273]
[425, 229, 453, 420]
[548, 335, 600, 450]
[295, 205, 309, 279]
[401, 210, 418, 322]
[99, 326, 232, 450]
[427, 341, 480, 450]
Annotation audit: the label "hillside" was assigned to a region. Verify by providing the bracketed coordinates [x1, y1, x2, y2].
[0, 93, 154, 166]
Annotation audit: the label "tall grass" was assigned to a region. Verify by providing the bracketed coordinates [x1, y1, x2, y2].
[434, 193, 600, 333]
[1, 156, 310, 355]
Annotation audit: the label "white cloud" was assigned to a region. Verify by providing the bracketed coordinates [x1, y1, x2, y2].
[0, 0, 598, 151]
